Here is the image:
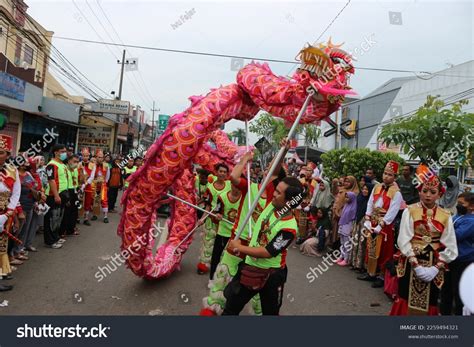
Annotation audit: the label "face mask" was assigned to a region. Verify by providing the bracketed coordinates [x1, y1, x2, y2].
[70, 163, 78, 169]
[60, 153, 68, 161]
[456, 204, 468, 215]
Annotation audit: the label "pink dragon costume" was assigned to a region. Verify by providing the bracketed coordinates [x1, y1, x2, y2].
[118, 41, 356, 300]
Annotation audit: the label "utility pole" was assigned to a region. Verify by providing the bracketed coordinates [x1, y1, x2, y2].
[118, 49, 126, 100]
[136, 105, 141, 147]
[115, 50, 128, 154]
[151, 101, 160, 140]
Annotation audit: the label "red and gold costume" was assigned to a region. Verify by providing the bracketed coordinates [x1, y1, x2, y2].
[365, 161, 403, 277]
[81, 148, 97, 214]
[0, 135, 21, 276]
[93, 159, 109, 215]
[390, 170, 458, 315]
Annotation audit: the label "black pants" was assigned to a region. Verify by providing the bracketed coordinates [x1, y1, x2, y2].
[222, 265, 287, 315]
[440, 259, 472, 315]
[44, 195, 64, 246]
[210, 234, 230, 280]
[108, 187, 119, 211]
[61, 189, 78, 235]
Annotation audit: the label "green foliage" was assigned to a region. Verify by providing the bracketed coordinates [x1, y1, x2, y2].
[378, 96, 474, 168]
[249, 112, 321, 151]
[230, 128, 246, 145]
[321, 148, 405, 181]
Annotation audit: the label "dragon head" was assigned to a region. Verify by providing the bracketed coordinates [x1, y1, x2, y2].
[294, 37, 356, 104]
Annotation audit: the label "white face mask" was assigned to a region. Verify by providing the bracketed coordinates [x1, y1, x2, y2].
[70, 163, 78, 169]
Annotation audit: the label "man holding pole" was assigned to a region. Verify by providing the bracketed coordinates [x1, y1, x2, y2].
[200, 140, 290, 316]
[222, 176, 303, 315]
[196, 163, 231, 275]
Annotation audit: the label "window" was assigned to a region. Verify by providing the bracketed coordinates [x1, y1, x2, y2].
[24, 45, 33, 65]
[14, 35, 22, 65]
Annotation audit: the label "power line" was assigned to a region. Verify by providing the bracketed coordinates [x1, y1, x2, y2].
[315, 0, 352, 43]
[95, 0, 156, 103]
[52, 35, 464, 76]
[286, 0, 352, 77]
[69, 0, 153, 108]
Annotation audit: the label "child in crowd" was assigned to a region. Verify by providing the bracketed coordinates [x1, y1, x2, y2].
[337, 192, 357, 266]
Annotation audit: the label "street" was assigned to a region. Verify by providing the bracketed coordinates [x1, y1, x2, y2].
[0, 199, 392, 316]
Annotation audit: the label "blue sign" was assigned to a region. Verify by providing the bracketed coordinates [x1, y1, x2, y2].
[0, 72, 26, 102]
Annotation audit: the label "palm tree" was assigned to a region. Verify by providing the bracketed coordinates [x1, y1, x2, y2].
[231, 128, 246, 145]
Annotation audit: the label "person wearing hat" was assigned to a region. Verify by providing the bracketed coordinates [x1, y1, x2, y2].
[91, 149, 110, 223]
[390, 167, 458, 315]
[0, 135, 20, 291]
[358, 160, 404, 288]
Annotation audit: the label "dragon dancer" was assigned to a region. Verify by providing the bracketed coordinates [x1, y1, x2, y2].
[200, 141, 289, 316]
[197, 163, 230, 275]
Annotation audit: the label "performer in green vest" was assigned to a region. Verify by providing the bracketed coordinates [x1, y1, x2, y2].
[200, 147, 289, 316]
[122, 158, 137, 190]
[60, 154, 81, 236]
[44, 144, 69, 249]
[197, 163, 231, 275]
[209, 183, 242, 279]
[222, 176, 303, 315]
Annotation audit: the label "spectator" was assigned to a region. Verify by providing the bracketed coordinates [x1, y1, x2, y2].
[365, 168, 379, 185]
[396, 165, 419, 205]
[351, 182, 374, 272]
[310, 179, 333, 210]
[337, 191, 357, 266]
[300, 207, 331, 257]
[440, 192, 474, 315]
[107, 157, 123, 213]
[440, 176, 460, 215]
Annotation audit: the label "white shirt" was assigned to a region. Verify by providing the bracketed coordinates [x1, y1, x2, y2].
[365, 184, 403, 225]
[0, 167, 21, 210]
[397, 206, 458, 263]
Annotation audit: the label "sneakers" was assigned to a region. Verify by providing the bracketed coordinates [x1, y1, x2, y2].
[104, 217, 109, 224]
[83, 220, 91, 226]
[91, 215, 98, 221]
[57, 238, 66, 244]
[47, 243, 63, 249]
[26, 246, 38, 252]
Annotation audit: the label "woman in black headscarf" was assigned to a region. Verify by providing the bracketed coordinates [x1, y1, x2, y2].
[350, 182, 374, 271]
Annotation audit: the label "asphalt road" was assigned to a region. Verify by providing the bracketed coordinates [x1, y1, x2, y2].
[0, 199, 392, 316]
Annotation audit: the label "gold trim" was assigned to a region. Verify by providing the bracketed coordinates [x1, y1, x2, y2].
[407, 255, 432, 315]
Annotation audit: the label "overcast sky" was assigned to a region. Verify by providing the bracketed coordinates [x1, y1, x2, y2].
[28, 0, 473, 142]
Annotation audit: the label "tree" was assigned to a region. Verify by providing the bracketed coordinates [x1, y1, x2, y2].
[230, 128, 246, 145]
[249, 112, 322, 151]
[378, 96, 474, 168]
[321, 148, 404, 181]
